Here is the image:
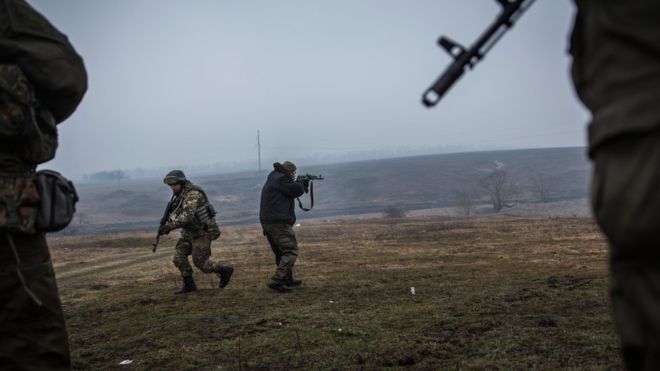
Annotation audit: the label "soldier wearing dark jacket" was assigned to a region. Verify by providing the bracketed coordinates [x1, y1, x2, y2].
[260, 161, 307, 292]
[570, 1, 660, 368]
[0, 0, 87, 369]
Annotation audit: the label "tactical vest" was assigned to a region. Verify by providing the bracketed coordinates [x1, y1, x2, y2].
[170, 184, 220, 240]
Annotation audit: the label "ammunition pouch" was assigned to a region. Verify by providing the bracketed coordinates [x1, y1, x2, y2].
[0, 174, 40, 234]
[206, 220, 221, 241]
[194, 203, 216, 224]
[194, 203, 220, 240]
[33, 170, 78, 232]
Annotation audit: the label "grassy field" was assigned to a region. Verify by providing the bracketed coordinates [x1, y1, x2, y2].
[49, 216, 623, 370]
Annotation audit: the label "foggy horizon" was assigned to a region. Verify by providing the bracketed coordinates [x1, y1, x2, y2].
[78, 144, 588, 184]
[30, 0, 590, 179]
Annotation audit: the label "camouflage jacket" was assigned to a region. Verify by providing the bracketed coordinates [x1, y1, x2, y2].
[167, 181, 214, 238]
[1, 0, 86, 233]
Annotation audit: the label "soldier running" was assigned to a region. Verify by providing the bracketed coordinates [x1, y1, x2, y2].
[158, 170, 233, 294]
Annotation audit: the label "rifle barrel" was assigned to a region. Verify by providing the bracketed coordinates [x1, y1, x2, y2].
[422, 0, 535, 107]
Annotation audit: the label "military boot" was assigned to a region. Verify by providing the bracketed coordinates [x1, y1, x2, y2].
[175, 276, 197, 294]
[286, 279, 303, 287]
[218, 266, 234, 288]
[285, 272, 302, 287]
[268, 281, 293, 293]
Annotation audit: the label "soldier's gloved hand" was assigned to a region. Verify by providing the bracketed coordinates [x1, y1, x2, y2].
[159, 222, 174, 235]
[302, 179, 310, 193]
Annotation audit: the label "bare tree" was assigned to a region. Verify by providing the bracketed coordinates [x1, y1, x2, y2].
[529, 171, 557, 203]
[454, 189, 479, 216]
[67, 212, 90, 235]
[481, 169, 518, 212]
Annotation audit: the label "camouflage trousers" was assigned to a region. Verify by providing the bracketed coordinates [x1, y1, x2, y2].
[173, 234, 223, 278]
[262, 223, 298, 284]
[591, 132, 660, 369]
[0, 231, 70, 371]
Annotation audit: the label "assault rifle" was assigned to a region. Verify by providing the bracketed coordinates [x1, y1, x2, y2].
[422, 0, 536, 107]
[296, 174, 324, 182]
[295, 174, 324, 211]
[152, 194, 176, 253]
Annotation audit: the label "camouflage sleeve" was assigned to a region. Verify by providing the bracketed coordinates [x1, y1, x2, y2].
[171, 190, 204, 229]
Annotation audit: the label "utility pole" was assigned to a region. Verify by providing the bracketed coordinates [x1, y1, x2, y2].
[257, 130, 261, 172]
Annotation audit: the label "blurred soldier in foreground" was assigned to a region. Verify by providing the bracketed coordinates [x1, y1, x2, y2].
[158, 170, 233, 294]
[259, 161, 308, 293]
[570, 2, 660, 368]
[0, 0, 87, 369]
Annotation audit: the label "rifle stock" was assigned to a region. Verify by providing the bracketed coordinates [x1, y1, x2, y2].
[152, 234, 159, 253]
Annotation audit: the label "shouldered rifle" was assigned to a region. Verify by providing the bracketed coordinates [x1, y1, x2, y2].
[422, 0, 536, 107]
[296, 174, 324, 182]
[152, 194, 176, 252]
[295, 174, 324, 211]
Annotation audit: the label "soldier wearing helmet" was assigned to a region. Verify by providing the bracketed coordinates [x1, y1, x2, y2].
[159, 170, 233, 294]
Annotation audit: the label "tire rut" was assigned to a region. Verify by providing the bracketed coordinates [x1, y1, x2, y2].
[56, 249, 171, 284]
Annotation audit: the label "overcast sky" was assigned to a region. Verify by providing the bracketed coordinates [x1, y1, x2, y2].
[30, 0, 589, 178]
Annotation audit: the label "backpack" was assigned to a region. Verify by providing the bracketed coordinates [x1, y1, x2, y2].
[0, 64, 58, 165]
[0, 0, 87, 124]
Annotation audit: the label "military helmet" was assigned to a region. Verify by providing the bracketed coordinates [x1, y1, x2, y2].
[163, 169, 187, 185]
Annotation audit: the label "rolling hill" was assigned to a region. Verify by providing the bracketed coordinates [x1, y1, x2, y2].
[68, 146, 591, 234]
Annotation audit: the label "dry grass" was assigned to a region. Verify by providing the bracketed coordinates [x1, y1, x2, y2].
[48, 216, 622, 370]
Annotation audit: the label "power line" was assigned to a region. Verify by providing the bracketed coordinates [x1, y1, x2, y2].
[257, 130, 261, 172]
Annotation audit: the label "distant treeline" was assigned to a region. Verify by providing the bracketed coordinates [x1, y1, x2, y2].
[82, 169, 129, 183]
[78, 145, 510, 183]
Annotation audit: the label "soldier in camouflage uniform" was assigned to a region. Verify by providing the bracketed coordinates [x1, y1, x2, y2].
[0, 0, 87, 369]
[159, 170, 233, 294]
[260, 161, 308, 293]
[570, 1, 660, 368]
